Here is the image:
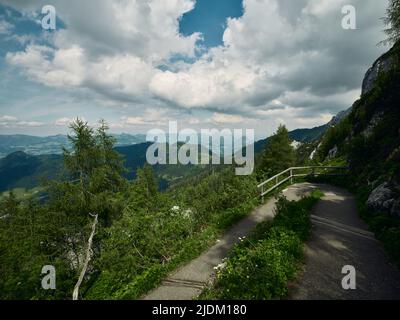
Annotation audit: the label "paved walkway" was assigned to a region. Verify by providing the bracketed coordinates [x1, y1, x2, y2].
[143, 183, 400, 300]
[143, 183, 318, 300]
[289, 185, 400, 300]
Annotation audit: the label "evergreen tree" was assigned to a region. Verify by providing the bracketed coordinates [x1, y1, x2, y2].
[51, 119, 127, 225]
[128, 164, 158, 210]
[261, 125, 295, 176]
[0, 191, 19, 217]
[384, 0, 400, 44]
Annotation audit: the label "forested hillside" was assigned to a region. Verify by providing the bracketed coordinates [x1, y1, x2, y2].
[0, 121, 336, 193]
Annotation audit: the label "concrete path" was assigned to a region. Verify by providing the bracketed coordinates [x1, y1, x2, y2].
[143, 183, 400, 300]
[143, 183, 318, 300]
[289, 185, 400, 300]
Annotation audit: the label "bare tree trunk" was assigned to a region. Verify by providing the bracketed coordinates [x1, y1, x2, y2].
[72, 213, 98, 300]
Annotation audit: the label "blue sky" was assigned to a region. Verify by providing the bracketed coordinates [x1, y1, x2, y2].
[0, 0, 390, 138]
[180, 0, 243, 49]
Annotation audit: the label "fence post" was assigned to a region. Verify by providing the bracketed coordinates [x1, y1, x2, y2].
[261, 185, 264, 203]
[290, 169, 293, 184]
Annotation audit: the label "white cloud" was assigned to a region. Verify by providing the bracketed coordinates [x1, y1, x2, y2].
[210, 113, 245, 124]
[0, 115, 18, 122]
[149, 0, 388, 115]
[114, 108, 174, 128]
[6, 45, 85, 88]
[0, 19, 12, 34]
[54, 117, 73, 126]
[16, 121, 44, 127]
[120, 116, 148, 126]
[0, 115, 44, 128]
[1, 0, 390, 135]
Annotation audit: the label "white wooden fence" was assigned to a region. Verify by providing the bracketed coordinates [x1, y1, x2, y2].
[257, 166, 349, 201]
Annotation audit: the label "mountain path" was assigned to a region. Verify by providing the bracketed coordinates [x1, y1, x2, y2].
[143, 183, 320, 300]
[289, 185, 400, 300]
[143, 183, 400, 300]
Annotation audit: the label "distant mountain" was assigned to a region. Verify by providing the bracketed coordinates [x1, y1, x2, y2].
[0, 151, 63, 191]
[0, 111, 353, 193]
[252, 108, 351, 154]
[0, 142, 217, 193]
[0, 133, 147, 158]
[253, 124, 328, 154]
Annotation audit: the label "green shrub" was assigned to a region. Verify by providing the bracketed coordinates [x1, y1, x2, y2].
[201, 190, 323, 300]
[211, 228, 301, 300]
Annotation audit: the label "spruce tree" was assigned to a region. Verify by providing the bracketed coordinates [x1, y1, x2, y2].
[384, 0, 400, 44]
[261, 125, 295, 176]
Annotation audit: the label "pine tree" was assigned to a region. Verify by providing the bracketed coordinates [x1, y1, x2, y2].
[261, 125, 295, 176]
[50, 119, 127, 225]
[384, 0, 400, 44]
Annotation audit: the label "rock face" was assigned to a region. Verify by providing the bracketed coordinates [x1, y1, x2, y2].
[327, 145, 338, 159]
[362, 54, 395, 95]
[327, 107, 352, 127]
[367, 183, 399, 217]
[361, 111, 384, 138]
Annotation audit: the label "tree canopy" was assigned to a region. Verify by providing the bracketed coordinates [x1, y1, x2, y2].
[261, 125, 295, 176]
[384, 0, 400, 44]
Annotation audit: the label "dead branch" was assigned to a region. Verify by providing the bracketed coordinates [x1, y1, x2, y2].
[72, 213, 98, 300]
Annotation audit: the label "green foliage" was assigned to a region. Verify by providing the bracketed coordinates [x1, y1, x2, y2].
[84, 167, 259, 299]
[201, 190, 323, 300]
[383, 0, 400, 44]
[204, 228, 301, 300]
[316, 118, 352, 161]
[49, 119, 128, 225]
[0, 115, 261, 300]
[295, 141, 319, 166]
[356, 186, 400, 267]
[0, 194, 77, 299]
[0, 119, 129, 299]
[260, 125, 295, 177]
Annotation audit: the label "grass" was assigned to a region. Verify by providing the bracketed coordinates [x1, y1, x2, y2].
[199, 189, 323, 300]
[85, 198, 259, 300]
[86, 180, 297, 300]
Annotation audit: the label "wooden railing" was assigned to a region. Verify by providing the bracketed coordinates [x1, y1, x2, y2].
[257, 166, 349, 202]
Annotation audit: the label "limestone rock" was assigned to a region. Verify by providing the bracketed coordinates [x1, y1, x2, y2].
[328, 145, 338, 159]
[362, 55, 395, 95]
[367, 182, 395, 213]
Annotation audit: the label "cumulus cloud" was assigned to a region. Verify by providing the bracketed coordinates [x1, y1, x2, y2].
[1, 0, 390, 134]
[151, 0, 388, 114]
